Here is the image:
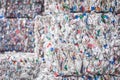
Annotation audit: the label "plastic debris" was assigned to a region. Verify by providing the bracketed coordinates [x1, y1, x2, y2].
[0, 0, 120, 80]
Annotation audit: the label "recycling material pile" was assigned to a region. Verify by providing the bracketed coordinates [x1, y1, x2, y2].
[37, 0, 120, 80]
[0, 0, 120, 80]
[0, 19, 35, 53]
[0, 0, 44, 18]
[0, 0, 45, 53]
[0, 53, 40, 80]
[37, 14, 120, 80]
